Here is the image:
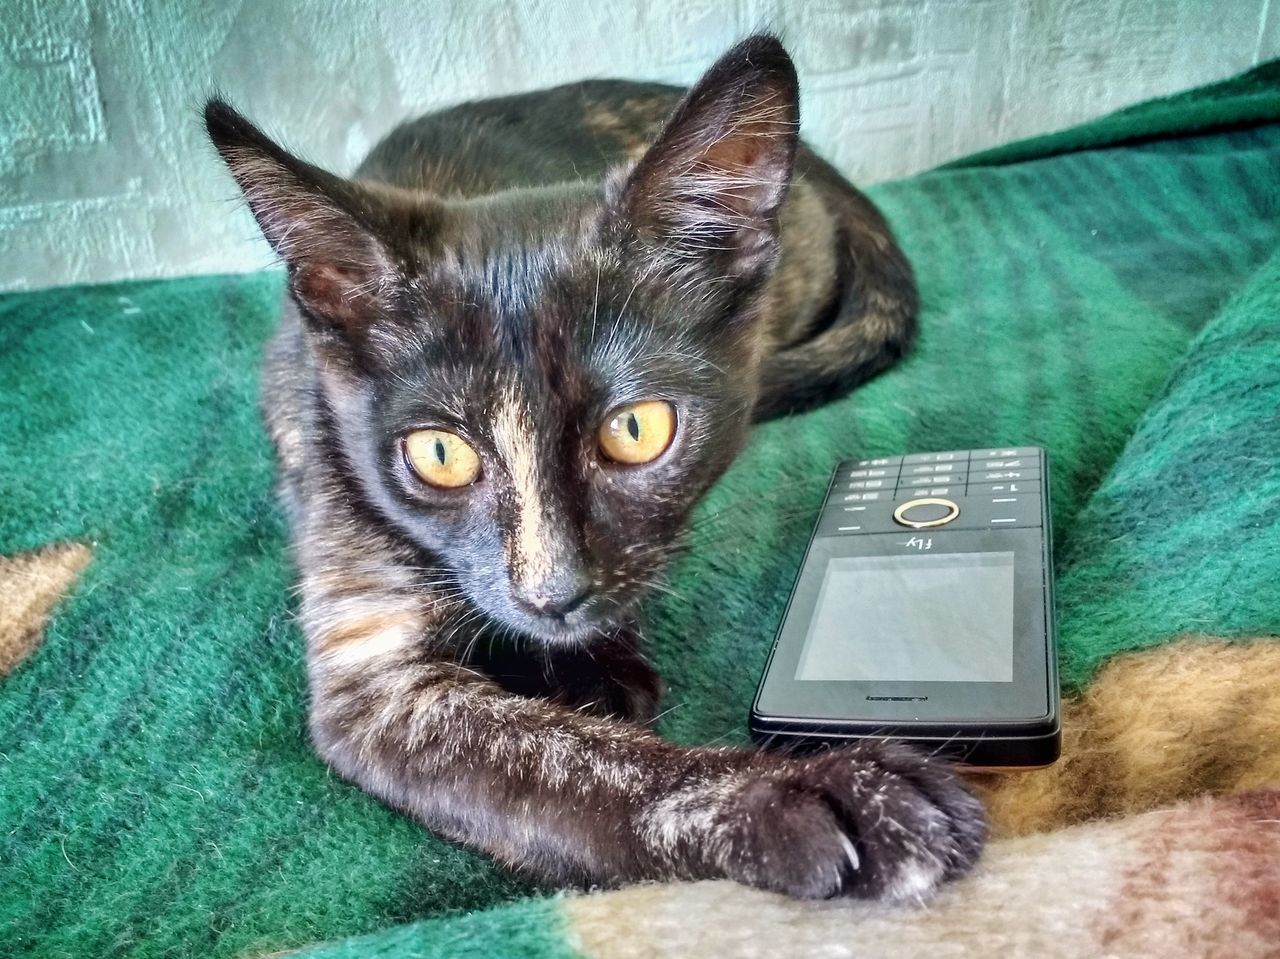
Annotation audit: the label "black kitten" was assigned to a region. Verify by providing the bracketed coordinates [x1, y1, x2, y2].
[206, 34, 983, 901]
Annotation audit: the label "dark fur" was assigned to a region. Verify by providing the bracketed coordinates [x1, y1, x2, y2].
[206, 35, 982, 900]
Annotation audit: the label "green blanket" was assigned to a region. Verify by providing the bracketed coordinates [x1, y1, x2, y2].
[3, 64, 1279, 959]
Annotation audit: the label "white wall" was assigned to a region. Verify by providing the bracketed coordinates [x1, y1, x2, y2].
[3, 0, 1276, 290]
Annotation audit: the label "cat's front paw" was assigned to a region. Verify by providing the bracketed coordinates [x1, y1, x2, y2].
[695, 743, 985, 901]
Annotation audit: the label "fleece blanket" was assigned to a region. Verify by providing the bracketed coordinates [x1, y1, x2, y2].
[3, 64, 1280, 959]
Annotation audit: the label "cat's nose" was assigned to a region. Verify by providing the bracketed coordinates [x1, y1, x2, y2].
[514, 570, 592, 618]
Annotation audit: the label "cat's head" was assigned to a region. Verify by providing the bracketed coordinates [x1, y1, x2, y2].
[207, 35, 799, 646]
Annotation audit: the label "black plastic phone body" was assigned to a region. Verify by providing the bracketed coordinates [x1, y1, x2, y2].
[750, 447, 1060, 769]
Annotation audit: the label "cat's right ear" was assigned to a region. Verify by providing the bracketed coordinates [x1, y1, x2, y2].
[613, 34, 800, 280]
[204, 99, 411, 342]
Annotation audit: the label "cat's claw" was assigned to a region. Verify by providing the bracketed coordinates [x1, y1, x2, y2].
[713, 742, 986, 901]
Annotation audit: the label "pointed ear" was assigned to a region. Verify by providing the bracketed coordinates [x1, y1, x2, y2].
[204, 98, 407, 338]
[617, 35, 799, 276]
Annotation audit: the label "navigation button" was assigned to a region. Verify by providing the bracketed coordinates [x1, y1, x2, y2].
[893, 497, 960, 529]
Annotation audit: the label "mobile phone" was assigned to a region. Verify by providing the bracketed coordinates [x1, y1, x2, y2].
[749, 447, 1060, 769]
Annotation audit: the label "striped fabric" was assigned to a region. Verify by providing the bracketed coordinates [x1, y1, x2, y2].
[2, 65, 1278, 959]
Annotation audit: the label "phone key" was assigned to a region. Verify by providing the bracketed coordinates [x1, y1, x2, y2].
[939, 494, 1043, 530]
[891, 486, 958, 498]
[847, 468, 894, 479]
[966, 481, 1034, 496]
[842, 492, 883, 502]
[975, 495, 1042, 527]
[816, 504, 903, 535]
[847, 479, 888, 490]
[850, 456, 902, 468]
[901, 450, 968, 465]
[977, 458, 1032, 470]
[905, 462, 962, 475]
[972, 468, 1041, 483]
[899, 473, 967, 488]
[969, 446, 1041, 460]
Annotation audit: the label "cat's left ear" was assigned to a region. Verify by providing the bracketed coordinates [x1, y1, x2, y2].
[615, 34, 799, 277]
[204, 99, 416, 343]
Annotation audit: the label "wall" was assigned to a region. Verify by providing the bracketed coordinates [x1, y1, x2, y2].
[3, 0, 1277, 291]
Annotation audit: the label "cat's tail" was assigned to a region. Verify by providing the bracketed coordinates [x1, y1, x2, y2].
[752, 163, 919, 422]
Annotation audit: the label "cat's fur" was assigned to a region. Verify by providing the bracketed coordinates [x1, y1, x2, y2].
[206, 35, 985, 901]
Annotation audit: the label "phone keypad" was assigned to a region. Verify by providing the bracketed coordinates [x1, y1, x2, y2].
[825, 447, 1046, 535]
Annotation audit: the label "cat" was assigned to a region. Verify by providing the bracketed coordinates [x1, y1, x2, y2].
[205, 33, 985, 902]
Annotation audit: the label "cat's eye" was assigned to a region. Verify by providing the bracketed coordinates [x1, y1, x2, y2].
[597, 401, 676, 465]
[404, 429, 481, 488]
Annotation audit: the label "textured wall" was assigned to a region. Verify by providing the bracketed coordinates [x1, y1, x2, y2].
[3, 0, 1277, 291]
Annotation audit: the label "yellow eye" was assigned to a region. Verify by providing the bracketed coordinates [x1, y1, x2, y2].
[404, 429, 481, 488]
[598, 401, 676, 465]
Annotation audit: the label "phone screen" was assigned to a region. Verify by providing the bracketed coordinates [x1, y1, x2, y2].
[794, 552, 1016, 683]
